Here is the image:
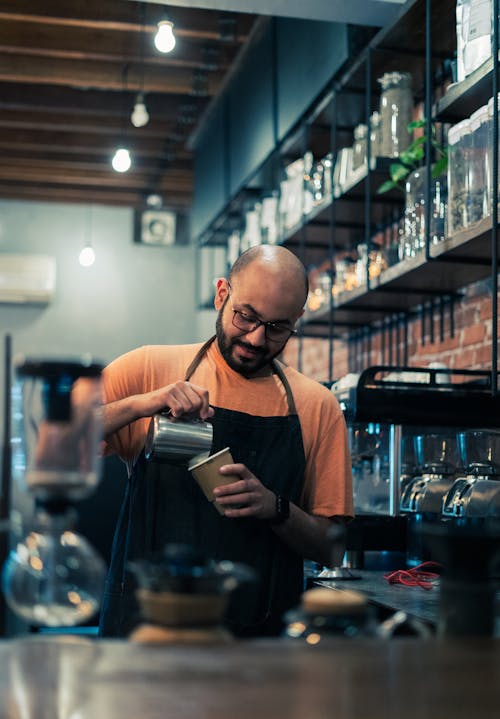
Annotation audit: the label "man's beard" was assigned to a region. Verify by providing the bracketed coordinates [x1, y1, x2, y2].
[215, 302, 284, 376]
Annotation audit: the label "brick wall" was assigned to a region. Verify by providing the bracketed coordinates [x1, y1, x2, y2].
[283, 277, 499, 382]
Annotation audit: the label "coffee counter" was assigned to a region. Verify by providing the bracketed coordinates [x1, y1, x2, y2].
[316, 569, 441, 626]
[0, 635, 499, 719]
[316, 569, 500, 634]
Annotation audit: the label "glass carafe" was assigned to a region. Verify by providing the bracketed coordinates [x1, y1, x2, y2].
[3, 358, 107, 627]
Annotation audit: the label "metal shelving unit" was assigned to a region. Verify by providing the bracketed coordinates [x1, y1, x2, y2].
[195, 0, 499, 386]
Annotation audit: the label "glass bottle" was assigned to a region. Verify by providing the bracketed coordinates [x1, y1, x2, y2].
[378, 72, 413, 158]
[447, 118, 472, 234]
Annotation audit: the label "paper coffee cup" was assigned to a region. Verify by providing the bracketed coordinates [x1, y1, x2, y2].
[189, 447, 238, 514]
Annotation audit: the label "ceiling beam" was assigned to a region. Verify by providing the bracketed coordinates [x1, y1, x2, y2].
[0, 0, 254, 41]
[0, 55, 220, 94]
[0, 183, 191, 209]
[135, 0, 407, 27]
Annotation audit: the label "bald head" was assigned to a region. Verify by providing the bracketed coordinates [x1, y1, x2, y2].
[229, 246, 309, 308]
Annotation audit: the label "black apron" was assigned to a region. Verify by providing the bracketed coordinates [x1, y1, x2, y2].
[99, 337, 306, 638]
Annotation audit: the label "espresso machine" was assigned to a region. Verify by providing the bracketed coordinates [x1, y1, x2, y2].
[400, 431, 461, 566]
[442, 430, 500, 519]
[332, 366, 500, 570]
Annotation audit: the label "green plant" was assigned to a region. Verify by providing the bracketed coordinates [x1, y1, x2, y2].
[377, 119, 448, 194]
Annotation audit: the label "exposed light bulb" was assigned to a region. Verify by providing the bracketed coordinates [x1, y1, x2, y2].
[131, 95, 149, 128]
[112, 147, 132, 173]
[79, 245, 95, 268]
[154, 20, 176, 53]
[146, 193, 163, 208]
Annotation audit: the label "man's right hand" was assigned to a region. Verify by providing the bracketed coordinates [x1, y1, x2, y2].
[141, 381, 214, 421]
[103, 381, 213, 439]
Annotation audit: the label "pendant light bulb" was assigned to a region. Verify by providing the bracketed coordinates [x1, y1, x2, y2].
[79, 245, 95, 268]
[154, 20, 176, 53]
[131, 95, 150, 128]
[112, 147, 132, 173]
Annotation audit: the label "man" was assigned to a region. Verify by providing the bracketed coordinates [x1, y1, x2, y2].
[99, 245, 353, 637]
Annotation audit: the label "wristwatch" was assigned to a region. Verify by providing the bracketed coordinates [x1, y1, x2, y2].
[270, 494, 290, 525]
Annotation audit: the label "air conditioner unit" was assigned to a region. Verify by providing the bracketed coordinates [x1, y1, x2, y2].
[0, 254, 56, 305]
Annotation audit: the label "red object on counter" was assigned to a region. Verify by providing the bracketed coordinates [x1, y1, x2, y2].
[383, 561, 442, 590]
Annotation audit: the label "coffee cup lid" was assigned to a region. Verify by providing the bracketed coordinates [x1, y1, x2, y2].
[188, 446, 231, 472]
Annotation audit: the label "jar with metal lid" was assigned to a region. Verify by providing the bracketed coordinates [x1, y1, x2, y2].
[351, 123, 368, 171]
[468, 104, 491, 226]
[378, 71, 413, 158]
[283, 587, 377, 642]
[447, 118, 472, 234]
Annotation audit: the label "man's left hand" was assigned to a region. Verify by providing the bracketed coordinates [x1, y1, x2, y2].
[213, 463, 276, 520]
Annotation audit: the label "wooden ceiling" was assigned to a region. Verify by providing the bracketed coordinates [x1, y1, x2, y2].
[0, 0, 258, 212]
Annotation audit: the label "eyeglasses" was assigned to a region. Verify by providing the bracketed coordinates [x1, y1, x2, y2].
[227, 285, 297, 342]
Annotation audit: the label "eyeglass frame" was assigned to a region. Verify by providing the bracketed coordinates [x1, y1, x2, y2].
[225, 282, 298, 342]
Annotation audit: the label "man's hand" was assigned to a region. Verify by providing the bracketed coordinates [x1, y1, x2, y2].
[212, 461, 344, 567]
[212, 463, 276, 519]
[103, 380, 214, 439]
[142, 380, 214, 420]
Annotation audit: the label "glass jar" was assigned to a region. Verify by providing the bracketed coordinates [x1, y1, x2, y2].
[321, 152, 333, 199]
[369, 242, 388, 279]
[284, 588, 376, 643]
[351, 123, 368, 171]
[370, 111, 382, 160]
[468, 104, 491, 226]
[355, 243, 368, 286]
[447, 118, 472, 234]
[487, 93, 500, 216]
[404, 166, 448, 256]
[333, 147, 353, 196]
[304, 154, 330, 209]
[260, 193, 279, 245]
[378, 71, 413, 158]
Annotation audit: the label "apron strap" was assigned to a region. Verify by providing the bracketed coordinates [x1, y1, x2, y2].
[185, 334, 297, 415]
[184, 335, 216, 381]
[271, 360, 297, 416]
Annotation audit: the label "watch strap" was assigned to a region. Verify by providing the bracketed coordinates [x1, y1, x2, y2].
[270, 494, 290, 525]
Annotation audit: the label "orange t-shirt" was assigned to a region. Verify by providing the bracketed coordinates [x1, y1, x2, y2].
[103, 341, 353, 519]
